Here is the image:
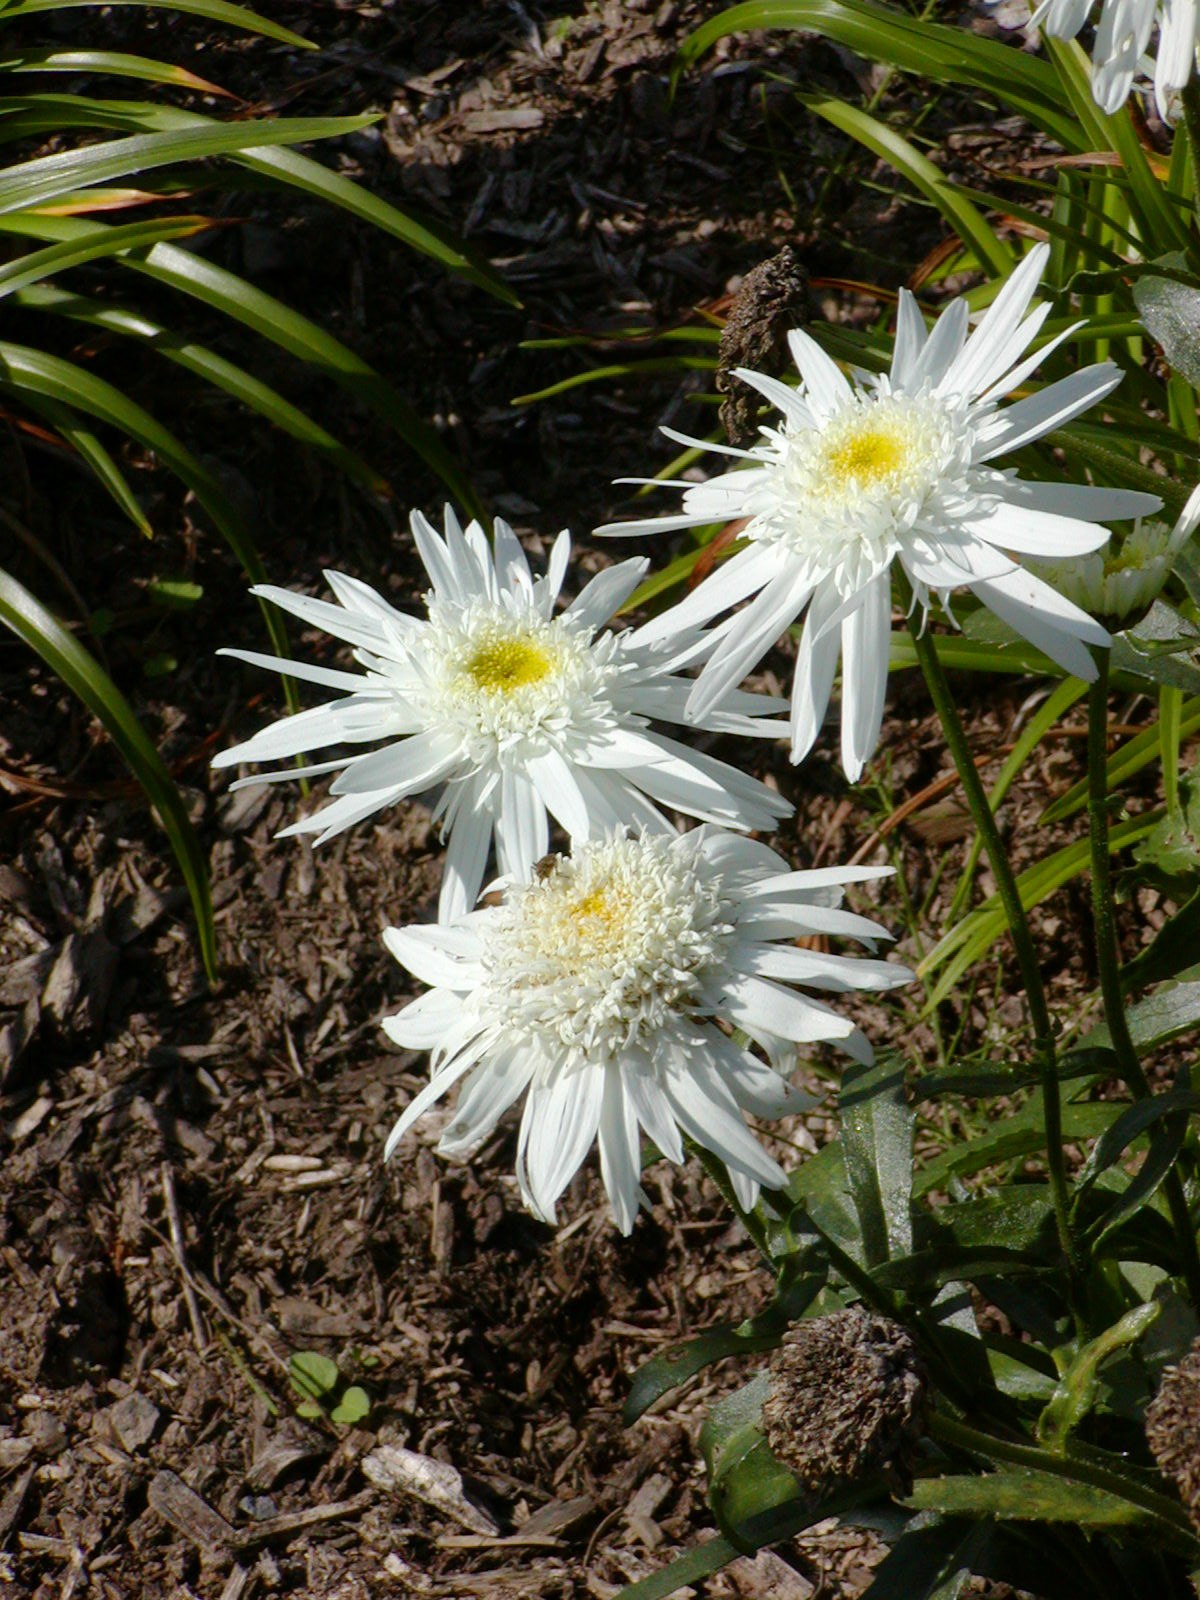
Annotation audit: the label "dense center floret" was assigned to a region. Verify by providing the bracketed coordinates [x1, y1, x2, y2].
[748, 392, 974, 593]
[464, 635, 554, 693]
[482, 834, 734, 1059]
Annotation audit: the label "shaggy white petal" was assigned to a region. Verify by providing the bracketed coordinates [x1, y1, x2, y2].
[1037, 0, 1195, 119]
[605, 243, 1157, 775]
[217, 510, 790, 920]
[382, 828, 911, 1233]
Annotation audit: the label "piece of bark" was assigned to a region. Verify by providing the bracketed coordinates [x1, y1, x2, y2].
[146, 1469, 236, 1556]
[716, 246, 811, 447]
[361, 1444, 498, 1535]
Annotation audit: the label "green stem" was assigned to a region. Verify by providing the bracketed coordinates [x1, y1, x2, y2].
[1182, 79, 1200, 210]
[928, 1411, 1197, 1543]
[907, 612, 1080, 1281]
[1086, 653, 1200, 1305]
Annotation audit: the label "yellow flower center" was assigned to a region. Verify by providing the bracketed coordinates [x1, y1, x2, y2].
[825, 426, 905, 489]
[465, 635, 553, 693]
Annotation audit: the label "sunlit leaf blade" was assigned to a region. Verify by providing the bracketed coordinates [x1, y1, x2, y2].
[0, 212, 210, 297]
[1041, 696, 1200, 823]
[904, 1471, 1151, 1528]
[0, 339, 296, 684]
[918, 813, 1163, 1002]
[17, 390, 152, 536]
[675, 0, 1080, 147]
[0, 94, 515, 302]
[798, 93, 1013, 277]
[19, 282, 390, 496]
[840, 1052, 913, 1266]
[0, 47, 232, 94]
[0, 0, 315, 50]
[1083, 964, 1200, 1054]
[0, 561, 216, 980]
[0, 214, 482, 515]
[0, 114, 375, 214]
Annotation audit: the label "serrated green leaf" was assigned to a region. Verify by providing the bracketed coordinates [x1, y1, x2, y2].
[0, 562, 215, 979]
[1134, 253, 1200, 387]
[904, 1470, 1147, 1527]
[1036, 1303, 1161, 1450]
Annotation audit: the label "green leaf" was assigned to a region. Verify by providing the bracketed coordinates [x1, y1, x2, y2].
[904, 1470, 1148, 1528]
[675, 1, 1080, 147]
[0, 115, 376, 215]
[1113, 602, 1200, 696]
[702, 1373, 804, 1547]
[288, 1350, 339, 1402]
[865, 1519, 997, 1600]
[918, 812, 1163, 1003]
[797, 93, 1013, 278]
[330, 1386, 371, 1425]
[1083, 964, 1200, 1054]
[18, 390, 152, 536]
[0, 0, 316, 49]
[839, 1052, 913, 1267]
[0, 213, 211, 298]
[1122, 891, 1200, 991]
[914, 1102, 1125, 1196]
[0, 562, 215, 979]
[147, 578, 203, 608]
[0, 47, 232, 94]
[1076, 1084, 1200, 1190]
[1036, 1303, 1161, 1450]
[0, 339, 295, 677]
[18, 282, 389, 496]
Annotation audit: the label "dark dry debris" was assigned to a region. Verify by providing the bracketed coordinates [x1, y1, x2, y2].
[1147, 1337, 1200, 1530]
[763, 1309, 928, 1501]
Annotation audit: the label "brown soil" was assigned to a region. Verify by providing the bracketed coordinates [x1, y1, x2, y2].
[0, 3, 1165, 1598]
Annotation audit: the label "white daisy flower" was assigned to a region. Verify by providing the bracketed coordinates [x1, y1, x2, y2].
[213, 508, 791, 921]
[1034, 482, 1200, 623]
[599, 243, 1160, 779]
[1035, 0, 1197, 120]
[381, 827, 913, 1234]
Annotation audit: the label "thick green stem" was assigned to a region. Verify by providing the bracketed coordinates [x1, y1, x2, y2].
[1086, 654, 1200, 1304]
[1182, 79, 1200, 207]
[907, 614, 1080, 1280]
[928, 1411, 1197, 1543]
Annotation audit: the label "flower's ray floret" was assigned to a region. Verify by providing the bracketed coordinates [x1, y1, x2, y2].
[1035, 0, 1198, 121]
[599, 243, 1160, 779]
[213, 509, 792, 921]
[382, 827, 914, 1234]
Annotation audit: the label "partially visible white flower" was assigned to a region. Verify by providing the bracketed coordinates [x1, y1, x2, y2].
[1035, 0, 1197, 120]
[1033, 483, 1200, 623]
[599, 242, 1160, 778]
[213, 508, 791, 922]
[381, 827, 913, 1234]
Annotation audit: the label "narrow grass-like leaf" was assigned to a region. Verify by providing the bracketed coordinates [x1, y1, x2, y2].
[18, 390, 152, 536]
[919, 813, 1163, 1002]
[0, 340, 296, 683]
[0, 47, 232, 94]
[0, 0, 315, 50]
[0, 114, 375, 214]
[0, 212, 210, 297]
[19, 283, 388, 495]
[0, 561, 215, 979]
[798, 94, 1013, 277]
[1041, 696, 1200, 824]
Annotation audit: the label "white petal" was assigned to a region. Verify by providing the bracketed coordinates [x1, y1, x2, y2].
[785, 328, 854, 418]
[277, 787, 398, 844]
[382, 924, 482, 990]
[739, 944, 913, 993]
[661, 1049, 785, 1189]
[518, 1067, 604, 1221]
[721, 973, 857, 1045]
[597, 1068, 644, 1235]
[840, 574, 891, 782]
[971, 566, 1108, 677]
[789, 592, 840, 764]
[905, 296, 970, 390]
[965, 499, 1115, 559]
[383, 1043, 486, 1161]
[628, 541, 783, 648]
[440, 783, 494, 922]
[565, 558, 648, 629]
[439, 1046, 537, 1155]
[330, 729, 460, 796]
[491, 517, 532, 597]
[976, 365, 1124, 461]
[213, 697, 407, 767]
[687, 571, 811, 721]
[524, 749, 591, 841]
[380, 988, 463, 1050]
[409, 508, 461, 599]
[495, 768, 549, 879]
[247, 583, 398, 652]
[940, 243, 1049, 400]
[733, 361, 816, 428]
[624, 1065, 685, 1165]
[217, 647, 370, 694]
